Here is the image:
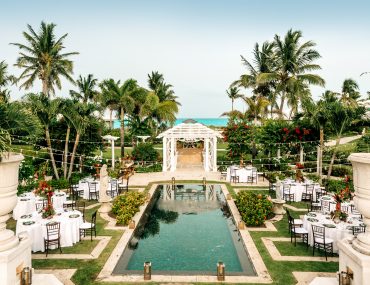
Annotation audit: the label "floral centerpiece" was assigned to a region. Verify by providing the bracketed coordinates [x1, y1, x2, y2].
[331, 176, 351, 223]
[295, 163, 304, 182]
[34, 180, 55, 218]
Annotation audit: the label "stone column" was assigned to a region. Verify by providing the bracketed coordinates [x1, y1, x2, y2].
[337, 153, 370, 285]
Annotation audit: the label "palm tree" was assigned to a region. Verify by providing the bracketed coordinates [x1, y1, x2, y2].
[70, 74, 99, 103]
[0, 61, 15, 103]
[340, 79, 360, 107]
[226, 86, 242, 111]
[286, 80, 313, 119]
[66, 102, 100, 179]
[258, 29, 325, 117]
[100, 79, 136, 157]
[148, 71, 180, 105]
[11, 21, 78, 97]
[243, 95, 270, 124]
[233, 42, 277, 115]
[24, 93, 61, 178]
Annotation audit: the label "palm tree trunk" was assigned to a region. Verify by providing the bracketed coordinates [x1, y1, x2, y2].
[63, 126, 70, 178]
[231, 99, 234, 111]
[109, 108, 113, 129]
[67, 132, 80, 180]
[120, 107, 125, 158]
[45, 127, 59, 179]
[327, 122, 346, 179]
[319, 127, 324, 183]
[42, 80, 48, 97]
[279, 91, 285, 118]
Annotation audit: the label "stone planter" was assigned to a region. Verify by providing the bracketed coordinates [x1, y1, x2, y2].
[348, 153, 370, 255]
[272, 199, 286, 215]
[0, 153, 24, 252]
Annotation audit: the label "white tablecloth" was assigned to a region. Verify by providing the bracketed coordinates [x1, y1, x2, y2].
[13, 191, 67, 220]
[281, 180, 321, 202]
[226, 166, 258, 183]
[303, 212, 362, 252]
[77, 178, 116, 199]
[16, 209, 83, 252]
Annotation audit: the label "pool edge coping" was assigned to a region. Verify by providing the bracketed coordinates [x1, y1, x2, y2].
[97, 183, 273, 283]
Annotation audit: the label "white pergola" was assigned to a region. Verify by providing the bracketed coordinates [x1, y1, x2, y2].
[157, 122, 222, 172]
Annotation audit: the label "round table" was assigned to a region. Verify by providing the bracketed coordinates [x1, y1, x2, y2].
[303, 212, 362, 252]
[16, 209, 83, 252]
[281, 180, 321, 202]
[226, 166, 258, 183]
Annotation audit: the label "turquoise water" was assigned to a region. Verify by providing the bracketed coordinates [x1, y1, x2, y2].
[113, 118, 228, 128]
[113, 184, 255, 275]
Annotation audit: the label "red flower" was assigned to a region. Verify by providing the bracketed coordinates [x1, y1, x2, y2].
[303, 129, 310, 135]
[295, 127, 301, 134]
[283, 127, 289, 133]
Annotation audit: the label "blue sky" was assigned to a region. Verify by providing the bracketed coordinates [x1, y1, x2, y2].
[1, 0, 370, 117]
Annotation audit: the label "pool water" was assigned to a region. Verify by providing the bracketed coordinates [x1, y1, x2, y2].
[113, 184, 256, 275]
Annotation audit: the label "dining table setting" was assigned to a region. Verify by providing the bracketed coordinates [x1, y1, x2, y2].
[226, 165, 258, 183]
[303, 211, 364, 252]
[15, 208, 83, 252]
[13, 191, 67, 220]
[281, 178, 321, 202]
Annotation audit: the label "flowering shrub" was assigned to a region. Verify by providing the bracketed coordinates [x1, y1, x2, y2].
[235, 192, 273, 226]
[131, 143, 159, 162]
[34, 180, 55, 218]
[112, 191, 146, 225]
[222, 121, 255, 160]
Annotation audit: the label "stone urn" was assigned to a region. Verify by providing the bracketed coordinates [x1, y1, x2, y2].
[0, 153, 24, 251]
[348, 153, 370, 254]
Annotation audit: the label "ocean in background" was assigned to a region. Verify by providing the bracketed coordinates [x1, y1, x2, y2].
[113, 118, 228, 128]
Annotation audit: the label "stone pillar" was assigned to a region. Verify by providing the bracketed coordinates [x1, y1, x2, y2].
[299, 145, 304, 164]
[0, 153, 32, 285]
[170, 138, 176, 172]
[337, 153, 370, 285]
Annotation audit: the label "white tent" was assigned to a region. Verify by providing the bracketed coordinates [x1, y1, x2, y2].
[157, 122, 222, 172]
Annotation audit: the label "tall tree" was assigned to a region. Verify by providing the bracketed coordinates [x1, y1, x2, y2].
[258, 29, 325, 117]
[233, 42, 277, 115]
[339, 78, 361, 108]
[226, 86, 242, 111]
[0, 61, 15, 103]
[243, 95, 270, 124]
[24, 93, 61, 178]
[70, 74, 99, 103]
[100, 79, 136, 157]
[11, 21, 78, 97]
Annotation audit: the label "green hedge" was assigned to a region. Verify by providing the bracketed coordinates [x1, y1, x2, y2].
[235, 191, 273, 226]
[49, 178, 69, 190]
[111, 191, 146, 225]
[131, 143, 159, 162]
[323, 178, 354, 193]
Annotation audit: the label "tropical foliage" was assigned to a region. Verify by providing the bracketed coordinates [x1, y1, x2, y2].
[112, 191, 146, 225]
[235, 191, 273, 226]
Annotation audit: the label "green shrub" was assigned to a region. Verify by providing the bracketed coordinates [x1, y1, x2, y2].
[305, 173, 320, 182]
[323, 178, 354, 193]
[112, 191, 146, 225]
[17, 178, 38, 195]
[131, 143, 159, 162]
[235, 191, 273, 226]
[49, 178, 69, 190]
[135, 163, 162, 173]
[265, 172, 286, 183]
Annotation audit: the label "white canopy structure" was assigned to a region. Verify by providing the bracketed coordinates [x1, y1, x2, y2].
[157, 121, 222, 172]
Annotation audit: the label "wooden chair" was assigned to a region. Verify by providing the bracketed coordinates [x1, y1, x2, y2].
[286, 209, 303, 233]
[79, 211, 97, 241]
[230, 169, 240, 183]
[310, 199, 322, 212]
[251, 170, 258, 184]
[88, 182, 99, 200]
[44, 221, 62, 257]
[283, 184, 294, 203]
[63, 200, 76, 210]
[35, 199, 47, 211]
[302, 184, 314, 201]
[312, 224, 334, 261]
[288, 215, 308, 246]
[76, 201, 86, 221]
[106, 179, 118, 198]
[321, 200, 331, 214]
[352, 225, 366, 237]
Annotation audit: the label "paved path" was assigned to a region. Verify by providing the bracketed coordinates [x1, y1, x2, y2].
[325, 135, 362, 147]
